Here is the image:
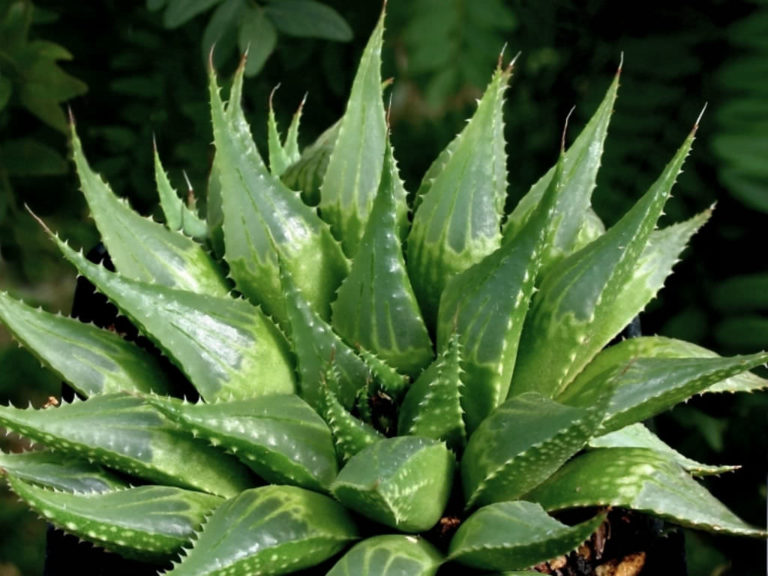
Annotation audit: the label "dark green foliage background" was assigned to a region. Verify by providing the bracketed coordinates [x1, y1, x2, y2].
[0, 1, 765, 574]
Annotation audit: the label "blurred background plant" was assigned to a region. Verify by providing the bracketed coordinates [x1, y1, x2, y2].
[0, 1, 765, 575]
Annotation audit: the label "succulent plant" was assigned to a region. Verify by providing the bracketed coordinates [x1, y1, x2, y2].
[1, 8, 766, 575]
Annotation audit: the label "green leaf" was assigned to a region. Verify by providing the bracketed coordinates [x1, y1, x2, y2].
[154, 144, 208, 241]
[510, 126, 697, 398]
[560, 335, 768, 396]
[461, 391, 608, 509]
[398, 335, 466, 452]
[7, 476, 222, 561]
[16, 40, 87, 132]
[238, 6, 277, 76]
[202, 0, 246, 70]
[319, 8, 387, 256]
[437, 151, 563, 431]
[282, 120, 339, 206]
[503, 71, 620, 267]
[0, 138, 67, 176]
[407, 65, 512, 328]
[611, 209, 710, 327]
[0, 451, 127, 493]
[526, 448, 767, 538]
[209, 62, 348, 330]
[589, 424, 739, 476]
[327, 535, 443, 576]
[265, 0, 353, 41]
[268, 90, 293, 177]
[165, 485, 358, 575]
[147, 394, 338, 492]
[320, 375, 383, 463]
[0, 291, 173, 397]
[560, 352, 768, 435]
[332, 139, 432, 377]
[71, 126, 228, 296]
[331, 436, 455, 533]
[280, 262, 369, 411]
[0, 394, 253, 498]
[163, 0, 222, 28]
[448, 501, 605, 571]
[53, 239, 295, 401]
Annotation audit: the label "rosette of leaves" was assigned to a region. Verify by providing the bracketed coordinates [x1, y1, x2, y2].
[0, 9, 766, 575]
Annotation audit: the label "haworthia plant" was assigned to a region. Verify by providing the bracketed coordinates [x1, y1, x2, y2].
[1, 9, 766, 575]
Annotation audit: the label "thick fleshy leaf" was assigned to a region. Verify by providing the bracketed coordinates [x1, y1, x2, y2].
[282, 121, 339, 206]
[588, 424, 739, 476]
[510, 126, 697, 398]
[437, 152, 563, 431]
[332, 139, 432, 377]
[0, 451, 127, 493]
[526, 448, 767, 538]
[154, 145, 208, 241]
[327, 535, 443, 576]
[398, 335, 466, 452]
[559, 352, 768, 435]
[210, 62, 348, 329]
[55, 238, 296, 402]
[71, 125, 227, 296]
[0, 394, 253, 498]
[0, 291, 172, 397]
[267, 90, 303, 177]
[461, 390, 609, 509]
[565, 335, 768, 395]
[320, 377, 383, 463]
[332, 436, 455, 533]
[7, 476, 222, 561]
[280, 262, 370, 411]
[448, 501, 605, 571]
[503, 70, 620, 267]
[407, 64, 512, 328]
[318, 9, 387, 256]
[165, 485, 358, 576]
[611, 208, 710, 327]
[146, 394, 337, 491]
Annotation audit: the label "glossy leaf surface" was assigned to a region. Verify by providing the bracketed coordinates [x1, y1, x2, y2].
[154, 145, 208, 241]
[332, 139, 432, 377]
[588, 424, 739, 476]
[526, 448, 766, 538]
[407, 65, 511, 327]
[327, 535, 443, 576]
[437, 152, 563, 431]
[166, 485, 358, 575]
[511, 128, 696, 398]
[560, 352, 768, 434]
[280, 262, 369, 410]
[71, 125, 227, 296]
[0, 450, 127, 493]
[503, 71, 620, 267]
[0, 394, 253, 497]
[210, 63, 348, 329]
[8, 476, 222, 561]
[398, 335, 466, 452]
[319, 9, 387, 256]
[448, 500, 605, 571]
[147, 394, 337, 491]
[566, 335, 768, 395]
[462, 391, 607, 508]
[332, 436, 454, 533]
[0, 291, 172, 397]
[56, 239, 296, 402]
